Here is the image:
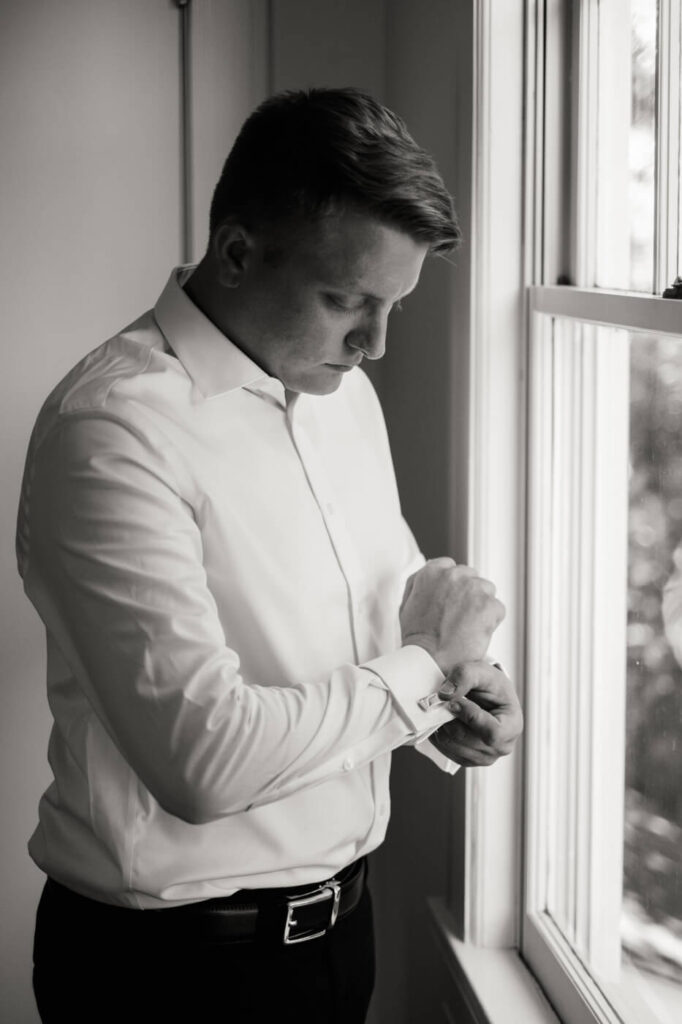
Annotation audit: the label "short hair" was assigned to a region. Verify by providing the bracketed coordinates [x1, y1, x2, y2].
[209, 87, 460, 256]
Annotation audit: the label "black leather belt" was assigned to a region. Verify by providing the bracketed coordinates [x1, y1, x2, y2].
[45, 857, 367, 947]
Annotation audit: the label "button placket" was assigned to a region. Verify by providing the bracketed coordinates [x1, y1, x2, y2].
[287, 410, 368, 662]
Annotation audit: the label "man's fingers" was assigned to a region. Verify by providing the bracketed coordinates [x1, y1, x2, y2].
[448, 695, 501, 747]
[447, 693, 520, 753]
[447, 747, 498, 768]
[445, 661, 515, 708]
[433, 715, 501, 764]
[433, 664, 523, 766]
[432, 689, 521, 765]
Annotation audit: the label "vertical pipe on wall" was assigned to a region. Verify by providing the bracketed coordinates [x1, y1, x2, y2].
[176, 0, 193, 263]
[266, 0, 275, 96]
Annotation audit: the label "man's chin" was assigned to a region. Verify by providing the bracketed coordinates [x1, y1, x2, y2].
[287, 367, 347, 396]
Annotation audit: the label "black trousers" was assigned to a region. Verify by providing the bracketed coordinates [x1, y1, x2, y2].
[33, 872, 375, 1024]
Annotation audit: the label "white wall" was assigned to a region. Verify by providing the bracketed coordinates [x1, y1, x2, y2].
[190, 0, 269, 260]
[1, 3, 478, 1021]
[0, 3, 266, 1019]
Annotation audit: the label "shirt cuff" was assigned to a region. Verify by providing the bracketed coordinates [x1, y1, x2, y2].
[363, 645, 452, 735]
[413, 735, 461, 775]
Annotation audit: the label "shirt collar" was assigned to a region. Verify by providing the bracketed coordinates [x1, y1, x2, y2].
[153, 266, 282, 401]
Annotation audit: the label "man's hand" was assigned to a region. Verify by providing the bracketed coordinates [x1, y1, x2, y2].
[430, 661, 523, 767]
[400, 558, 505, 674]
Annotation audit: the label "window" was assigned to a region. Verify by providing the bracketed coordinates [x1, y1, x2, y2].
[524, 2, 682, 1023]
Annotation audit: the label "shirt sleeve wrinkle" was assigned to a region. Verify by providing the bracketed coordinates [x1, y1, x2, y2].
[24, 413, 421, 825]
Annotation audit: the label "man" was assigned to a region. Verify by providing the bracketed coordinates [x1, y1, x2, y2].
[18, 88, 522, 1023]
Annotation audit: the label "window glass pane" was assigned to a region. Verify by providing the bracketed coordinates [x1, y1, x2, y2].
[528, 316, 682, 1023]
[596, 0, 657, 292]
[626, 334, 682, 1021]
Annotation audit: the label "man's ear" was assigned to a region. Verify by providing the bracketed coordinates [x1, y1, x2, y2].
[212, 221, 253, 287]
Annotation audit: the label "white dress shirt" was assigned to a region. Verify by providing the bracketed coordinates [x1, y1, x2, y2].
[17, 267, 457, 909]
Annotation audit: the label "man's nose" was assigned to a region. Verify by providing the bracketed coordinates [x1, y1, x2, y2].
[346, 311, 387, 361]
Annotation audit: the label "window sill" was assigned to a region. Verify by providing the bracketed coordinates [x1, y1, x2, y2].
[428, 898, 559, 1024]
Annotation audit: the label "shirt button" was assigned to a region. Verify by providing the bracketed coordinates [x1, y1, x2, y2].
[378, 803, 387, 816]
[325, 502, 334, 515]
[343, 757, 354, 771]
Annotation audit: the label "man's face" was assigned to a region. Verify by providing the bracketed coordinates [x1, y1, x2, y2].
[226, 210, 429, 395]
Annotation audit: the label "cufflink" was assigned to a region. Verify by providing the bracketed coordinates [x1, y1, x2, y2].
[417, 692, 450, 712]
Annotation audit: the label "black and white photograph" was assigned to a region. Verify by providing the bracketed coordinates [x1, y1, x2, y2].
[1, 2, 681, 1023]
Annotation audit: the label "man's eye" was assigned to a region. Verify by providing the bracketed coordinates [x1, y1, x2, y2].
[326, 295, 362, 312]
[326, 295, 404, 313]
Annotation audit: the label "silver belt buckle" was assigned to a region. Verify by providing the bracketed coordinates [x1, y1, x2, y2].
[283, 879, 341, 945]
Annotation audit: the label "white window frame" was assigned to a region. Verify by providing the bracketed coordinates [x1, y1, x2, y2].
[524, 2, 682, 1023]
[428, 1, 546, 1018]
[524, 299, 682, 1024]
[460, 0, 527, 952]
[655, 0, 681, 292]
[431, 2, 682, 1024]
